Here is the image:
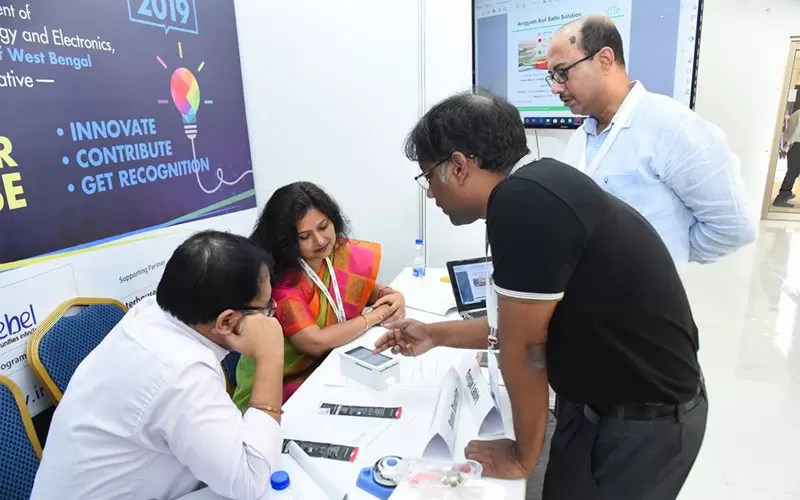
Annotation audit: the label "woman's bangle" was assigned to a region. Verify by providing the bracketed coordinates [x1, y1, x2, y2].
[360, 313, 370, 331]
[250, 403, 283, 415]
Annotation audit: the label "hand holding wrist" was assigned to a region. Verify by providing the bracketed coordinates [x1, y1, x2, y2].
[364, 306, 386, 327]
[364, 309, 383, 328]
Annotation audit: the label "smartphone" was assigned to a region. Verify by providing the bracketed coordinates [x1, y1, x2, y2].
[344, 346, 395, 368]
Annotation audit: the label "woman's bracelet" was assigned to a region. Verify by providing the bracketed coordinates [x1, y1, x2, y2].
[250, 403, 283, 416]
[360, 313, 370, 331]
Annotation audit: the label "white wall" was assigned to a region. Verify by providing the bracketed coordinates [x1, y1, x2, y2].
[234, 0, 422, 282]
[693, 0, 800, 213]
[422, 0, 572, 268]
[236, 0, 800, 274]
[422, 0, 486, 267]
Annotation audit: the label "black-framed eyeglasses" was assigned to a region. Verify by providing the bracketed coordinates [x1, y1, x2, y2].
[545, 50, 600, 88]
[239, 297, 277, 318]
[414, 156, 451, 191]
[413, 153, 477, 190]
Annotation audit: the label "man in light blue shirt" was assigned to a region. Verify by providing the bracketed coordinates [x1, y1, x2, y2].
[547, 16, 756, 265]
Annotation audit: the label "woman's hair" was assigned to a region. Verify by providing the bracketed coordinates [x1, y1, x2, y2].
[251, 181, 349, 283]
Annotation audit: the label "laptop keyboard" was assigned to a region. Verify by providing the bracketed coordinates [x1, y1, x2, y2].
[469, 310, 488, 318]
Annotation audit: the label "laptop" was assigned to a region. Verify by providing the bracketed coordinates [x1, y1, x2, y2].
[446, 257, 493, 320]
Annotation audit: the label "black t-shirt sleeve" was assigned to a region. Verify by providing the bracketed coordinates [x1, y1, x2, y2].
[487, 177, 588, 300]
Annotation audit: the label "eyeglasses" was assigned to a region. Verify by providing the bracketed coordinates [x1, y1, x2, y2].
[414, 154, 478, 190]
[414, 157, 451, 191]
[239, 297, 277, 318]
[545, 50, 600, 88]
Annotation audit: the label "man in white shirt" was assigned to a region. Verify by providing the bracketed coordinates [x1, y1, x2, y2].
[548, 16, 756, 265]
[30, 231, 285, 500]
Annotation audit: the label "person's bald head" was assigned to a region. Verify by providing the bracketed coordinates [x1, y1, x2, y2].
[556, 16, 625, 68]
[546, 16, 629, 118]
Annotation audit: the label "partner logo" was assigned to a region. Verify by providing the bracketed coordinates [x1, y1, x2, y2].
[0, 304, 37, 341]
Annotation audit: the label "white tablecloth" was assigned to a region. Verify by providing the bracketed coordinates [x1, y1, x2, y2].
[180, 268, 525, 500]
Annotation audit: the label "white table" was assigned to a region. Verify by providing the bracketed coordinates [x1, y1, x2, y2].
[181, 268, 525, 500]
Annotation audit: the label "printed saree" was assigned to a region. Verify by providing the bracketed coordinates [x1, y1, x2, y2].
[232, 239, 381, 410]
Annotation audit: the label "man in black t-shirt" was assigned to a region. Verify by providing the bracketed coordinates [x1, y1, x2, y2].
[374, 91, 707, 500]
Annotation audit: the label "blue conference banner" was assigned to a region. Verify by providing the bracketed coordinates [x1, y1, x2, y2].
[0, 0, 255, 268]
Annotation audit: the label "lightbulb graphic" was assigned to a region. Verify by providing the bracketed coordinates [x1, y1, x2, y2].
[156, 42, 253, 195]
[170, 67, 201, 141]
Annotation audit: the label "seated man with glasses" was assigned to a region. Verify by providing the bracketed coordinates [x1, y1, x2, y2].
[548, 15, 755, 266]
[31, 231, 285, 500]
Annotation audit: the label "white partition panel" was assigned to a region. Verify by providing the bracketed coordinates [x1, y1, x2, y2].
[234, 0, 422, 282]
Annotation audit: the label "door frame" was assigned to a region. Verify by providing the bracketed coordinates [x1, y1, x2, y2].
[762, 37, 800, 221]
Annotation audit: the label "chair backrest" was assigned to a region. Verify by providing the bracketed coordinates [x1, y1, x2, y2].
[0, 376, 42, 500]
[221, 351, 241, 395]
[27, 298, 128, 402]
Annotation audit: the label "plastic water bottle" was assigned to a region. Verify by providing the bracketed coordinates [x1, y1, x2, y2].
[270, 471, 297, 499]
[413, 238, 426, 277]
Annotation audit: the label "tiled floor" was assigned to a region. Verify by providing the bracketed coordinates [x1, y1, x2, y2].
[526, 221, 800, 500]
[678, 221, 800, 500]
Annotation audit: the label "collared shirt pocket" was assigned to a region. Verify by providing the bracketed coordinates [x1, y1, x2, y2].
[599, 170, 680, 229]
[600, 172, 648, 211]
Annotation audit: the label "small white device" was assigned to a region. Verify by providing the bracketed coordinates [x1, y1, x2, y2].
[339, 346, 401, 390]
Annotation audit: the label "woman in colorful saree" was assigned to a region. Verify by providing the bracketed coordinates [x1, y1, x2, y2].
[233, 182, 406, 407]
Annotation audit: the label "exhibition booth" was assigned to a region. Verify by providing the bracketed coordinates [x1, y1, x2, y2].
[2, 0, 799, 498]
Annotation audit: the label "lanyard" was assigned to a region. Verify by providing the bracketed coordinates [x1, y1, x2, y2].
[483, 155, 533, 350]
[485, 237, 498, 351]
[300, 257, 346, 323]
[578, 82, 645, 178]
[509, 153, 535, 176]
[484, 231, 500, 402]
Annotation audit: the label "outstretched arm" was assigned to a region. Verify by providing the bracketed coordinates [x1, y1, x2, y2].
[373, 317, 489, 357]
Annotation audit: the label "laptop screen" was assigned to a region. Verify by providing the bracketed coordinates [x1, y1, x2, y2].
[449, 259, 493, 310]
